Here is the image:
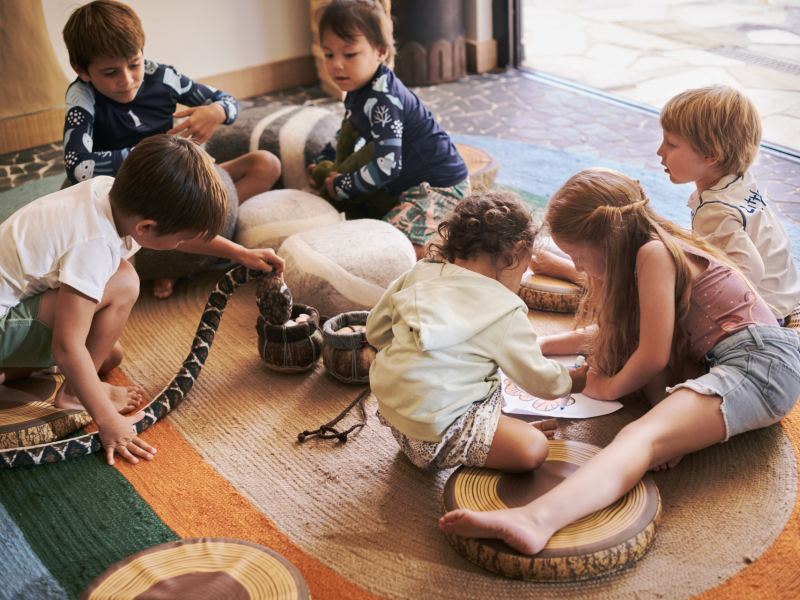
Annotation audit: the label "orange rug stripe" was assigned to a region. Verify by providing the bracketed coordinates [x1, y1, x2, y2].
[98, 369, 383, 600]
[96, 370, 800, 598]
[695, 405, 800, 600]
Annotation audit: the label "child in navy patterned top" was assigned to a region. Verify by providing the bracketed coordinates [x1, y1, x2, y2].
[61, 1, 281, 298]
[309, 0, 469, 259]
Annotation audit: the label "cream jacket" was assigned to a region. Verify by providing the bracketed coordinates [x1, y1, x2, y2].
[366, 260, 570, 442]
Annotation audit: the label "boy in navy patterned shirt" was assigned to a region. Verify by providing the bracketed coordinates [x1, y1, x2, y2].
[61, 0, 281, 297]
[309, 0, 469, 259]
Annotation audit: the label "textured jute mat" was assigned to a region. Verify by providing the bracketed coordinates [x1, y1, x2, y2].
[118, 270, 797, 600]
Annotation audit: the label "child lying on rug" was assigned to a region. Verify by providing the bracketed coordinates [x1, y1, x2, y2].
[61, 0, 282, 298]
[439, 168, 800, 554]
[365, 190, 588, 471]
[307, 0, 469, 260]
[658, 84, 800, 328]
[0, 135, 283, 466]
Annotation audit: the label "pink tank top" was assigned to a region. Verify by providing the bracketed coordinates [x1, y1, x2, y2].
[684, 247, 776, 362]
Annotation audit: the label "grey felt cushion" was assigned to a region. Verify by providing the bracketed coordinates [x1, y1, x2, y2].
[132, 164, 238, 281]
[278, 219, 416, 318]
[207, 104, 340, 190]
[234, 189, 342, 252]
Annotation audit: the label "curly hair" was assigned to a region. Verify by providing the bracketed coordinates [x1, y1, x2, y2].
[427, 189, 539, 271]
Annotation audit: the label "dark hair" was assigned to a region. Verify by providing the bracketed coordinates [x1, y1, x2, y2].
[109, 136, 228, 242]
[318, 0, 395, 61]
[427, 189, 539, 271]
[63, 0, 145, 71]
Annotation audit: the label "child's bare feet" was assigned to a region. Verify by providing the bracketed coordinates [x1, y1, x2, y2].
[439, 507, 554, 555]
[154, 278, 177, 299]
[532, 418, 558, 440]
[650, 456, 683, 472]
[55, 382, 143, 414]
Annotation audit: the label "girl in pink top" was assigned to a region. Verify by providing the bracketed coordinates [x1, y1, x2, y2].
[439, 167, 800, 555]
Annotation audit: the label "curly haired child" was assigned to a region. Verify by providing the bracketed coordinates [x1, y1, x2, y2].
[365, 190, 588, 471]
[439, 168, 800, 554]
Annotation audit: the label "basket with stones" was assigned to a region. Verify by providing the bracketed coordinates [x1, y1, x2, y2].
[322, 312, 376, 385]
[255, 272, 323, 372]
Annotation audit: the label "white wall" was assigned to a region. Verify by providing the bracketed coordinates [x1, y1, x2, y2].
[42, 0, 313, 81]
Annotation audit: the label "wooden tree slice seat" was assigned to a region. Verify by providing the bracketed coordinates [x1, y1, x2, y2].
[78, 538, 310, 600]
[518, 273, 584, 313]
[442, 440, 662, 582]
[0, 373, 92, 450]
[454, 143, 498, 189]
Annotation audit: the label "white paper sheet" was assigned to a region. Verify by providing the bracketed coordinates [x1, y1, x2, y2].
[500, 355, 623, 419]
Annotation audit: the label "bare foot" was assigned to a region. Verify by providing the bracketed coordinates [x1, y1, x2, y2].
[439, 507, 553, 555]
[532, 418, 557, 440]
[55, 382, 143, 414]
[650, 456, 683, 472]
[154, 278, 177, 299]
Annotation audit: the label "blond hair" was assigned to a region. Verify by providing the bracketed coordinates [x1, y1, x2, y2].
[63, 0, 144, 71]
[110, 136, 228, 242]
[660, 85, 761, 176]
[545, 168, 749, 380]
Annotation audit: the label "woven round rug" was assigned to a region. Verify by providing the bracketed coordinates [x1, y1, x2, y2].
[77, 538, 310, 600]
[117, 271, 798, 599]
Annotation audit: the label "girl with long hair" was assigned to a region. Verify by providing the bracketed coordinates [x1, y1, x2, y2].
[439, 167, 800, 554]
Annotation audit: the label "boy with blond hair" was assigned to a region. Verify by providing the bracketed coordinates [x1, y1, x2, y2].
[658, 84, 800, 327]
[0, 135, 283, 466]
[61, 0, 282, 298]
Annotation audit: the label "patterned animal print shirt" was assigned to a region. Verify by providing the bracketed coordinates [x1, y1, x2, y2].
[320, 64, 468, 199]
[63, 60, 239, 185]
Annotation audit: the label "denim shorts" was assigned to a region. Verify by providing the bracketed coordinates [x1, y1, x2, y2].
[667, 325, 800, 441]
[0, 294, 56, 369]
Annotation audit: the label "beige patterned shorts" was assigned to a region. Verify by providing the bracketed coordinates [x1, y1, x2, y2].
[382, 179, 471, 246]
[377, 386, 503, 470]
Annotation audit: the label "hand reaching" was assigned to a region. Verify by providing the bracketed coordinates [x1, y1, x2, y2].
[100, 411, 157, 465]
[238, 248, 285, 278]
[325, 171, 341, 200]
[168, 104, 226, 144]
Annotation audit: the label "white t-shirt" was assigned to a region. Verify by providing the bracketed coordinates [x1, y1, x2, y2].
[688, 171, 800, 318]
[0, 177, 140, 317]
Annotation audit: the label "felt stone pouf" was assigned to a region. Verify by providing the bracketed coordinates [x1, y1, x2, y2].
[207, 104, 340, 190]
[234, 189, 342, 251]
[278, 220, 416, 317]
[132, 164, 238, 281]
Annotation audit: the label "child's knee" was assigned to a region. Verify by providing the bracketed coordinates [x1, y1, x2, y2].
[254, 150, 281, 177]
[511, 427, 550, 471]
[112, 259, 140, 304]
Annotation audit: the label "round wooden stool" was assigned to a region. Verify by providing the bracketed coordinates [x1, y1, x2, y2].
[518, 273, 583, 313]
[78, 538, 310, 600]
[0, 372, 92, 450]
[442, 440, 662, 582]
[454, 143, 498, 189]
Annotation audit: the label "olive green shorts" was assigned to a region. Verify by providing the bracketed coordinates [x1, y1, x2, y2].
[0, 294, 56, 369]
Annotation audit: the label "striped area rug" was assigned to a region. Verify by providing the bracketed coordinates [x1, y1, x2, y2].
[3, 271, 799, 600]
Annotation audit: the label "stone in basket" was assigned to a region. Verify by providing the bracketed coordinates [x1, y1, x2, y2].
[322, 311, 377, 384]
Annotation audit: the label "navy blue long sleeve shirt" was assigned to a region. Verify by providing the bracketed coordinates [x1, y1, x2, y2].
[63, 60, 238, 184]
[328, 65, 467, 199]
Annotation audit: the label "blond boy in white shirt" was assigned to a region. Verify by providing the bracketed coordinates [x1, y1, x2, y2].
[658, 84, 800, 327]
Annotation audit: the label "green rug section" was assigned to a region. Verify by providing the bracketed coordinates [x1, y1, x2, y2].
[0, 453, 179, 599]
[504, 185, 549, 216]
[0, 175, 63, 223]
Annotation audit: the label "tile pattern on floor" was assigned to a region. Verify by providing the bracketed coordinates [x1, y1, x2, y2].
[521, 0, 800, 151]
[1, 70, 797, 223]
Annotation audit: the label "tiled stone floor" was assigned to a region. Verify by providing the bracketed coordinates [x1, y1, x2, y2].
[1, 70, 798, 223]
[521, 0, 800, 151]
